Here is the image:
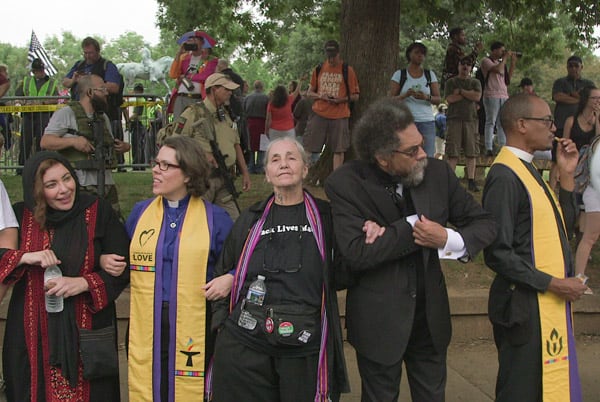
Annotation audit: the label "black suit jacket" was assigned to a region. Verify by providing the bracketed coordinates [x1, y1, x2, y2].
[325, 159, 497, 365]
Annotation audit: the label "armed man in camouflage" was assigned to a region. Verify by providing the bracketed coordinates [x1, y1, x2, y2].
[172, 72, 251, 220]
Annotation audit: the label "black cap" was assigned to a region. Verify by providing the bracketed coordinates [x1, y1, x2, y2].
[324, 40, 339, 54]
[133, 83, 144, 91]
[519, 78, 533, 87]
[31, 59, 44, 70]
[567, 55, 583, 65]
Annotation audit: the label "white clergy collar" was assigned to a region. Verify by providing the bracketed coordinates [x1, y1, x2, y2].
[505, 146, 534, 163]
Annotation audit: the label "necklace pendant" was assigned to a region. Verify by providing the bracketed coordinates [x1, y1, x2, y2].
[170, 222, 177, 229]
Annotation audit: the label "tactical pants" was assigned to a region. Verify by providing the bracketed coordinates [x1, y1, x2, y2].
[202, 175, 240, 221]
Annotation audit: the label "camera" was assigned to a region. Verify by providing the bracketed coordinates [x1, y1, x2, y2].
[183, 43, 198, 51]
[515, 51, 523, 58]
[181, 77, 195, 91]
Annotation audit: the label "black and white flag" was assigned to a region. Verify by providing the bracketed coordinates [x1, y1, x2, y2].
[28, 30, 58, 76]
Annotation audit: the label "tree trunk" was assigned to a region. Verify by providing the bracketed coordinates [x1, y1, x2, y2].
[341, 0, 401, 119]
[308, 0, 401, 185]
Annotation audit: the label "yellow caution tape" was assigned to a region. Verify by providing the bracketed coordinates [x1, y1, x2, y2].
[0, 104, 67, 113]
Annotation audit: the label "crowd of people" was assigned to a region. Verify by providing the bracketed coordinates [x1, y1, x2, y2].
[0, 29, 597, 402]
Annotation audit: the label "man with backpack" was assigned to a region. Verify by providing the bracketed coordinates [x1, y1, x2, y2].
[63, 37, 125, 167]
[304, 39, 360, 171]
[481, 41, 518, 156]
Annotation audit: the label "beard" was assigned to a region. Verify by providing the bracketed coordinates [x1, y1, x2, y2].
[90, 95, 108, 113]
[400, 158, 428, 188]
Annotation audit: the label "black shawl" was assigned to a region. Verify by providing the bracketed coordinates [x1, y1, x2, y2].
[22, 151, 96, 386]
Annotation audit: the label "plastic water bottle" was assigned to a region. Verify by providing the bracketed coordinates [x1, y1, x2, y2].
[44, 265, 64, 313]
[246, 275, 266, 306]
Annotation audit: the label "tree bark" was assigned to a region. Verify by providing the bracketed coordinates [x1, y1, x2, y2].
[308, 0, 401, 185]
[341, 0, 401, 119]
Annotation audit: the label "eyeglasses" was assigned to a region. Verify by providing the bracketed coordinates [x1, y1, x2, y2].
[151, 159, 181, 171]
[460, 60, 473, 66]
[92, 87, 108, 93]
[392, 142, 424, 158]
[521, 116, 555, 127]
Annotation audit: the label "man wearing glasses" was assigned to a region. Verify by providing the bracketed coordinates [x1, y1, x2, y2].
[41, 74, 130, 214]
[325, 98, 496, 402]
[483, 94, 587, 401]
[444, 56, 482, 192]
[550, 56, 595, 188]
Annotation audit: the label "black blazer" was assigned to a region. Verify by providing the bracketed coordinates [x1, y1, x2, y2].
[325, 159, 497, 365]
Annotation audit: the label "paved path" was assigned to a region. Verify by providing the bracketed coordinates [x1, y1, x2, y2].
[116, 336, 600, 401]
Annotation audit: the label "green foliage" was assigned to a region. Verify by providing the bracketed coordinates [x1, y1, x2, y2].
[1, 0, 599, 102]
[0, 44, 30, 95]
[0, 31, 179, 97]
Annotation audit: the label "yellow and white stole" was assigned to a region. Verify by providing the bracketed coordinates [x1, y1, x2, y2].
[494, 148, 578, 401]
[129, 196, 210, 402]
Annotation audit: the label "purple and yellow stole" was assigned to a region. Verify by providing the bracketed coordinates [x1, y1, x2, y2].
[494, 148, 582, 401]
[129, 196, 211, 401]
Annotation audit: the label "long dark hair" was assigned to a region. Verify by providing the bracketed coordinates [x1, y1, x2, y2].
[270, 85, 289, 108]
[576, 85, 598, 117]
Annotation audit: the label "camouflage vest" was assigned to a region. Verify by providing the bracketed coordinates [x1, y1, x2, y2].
[62, 101, 117, 168]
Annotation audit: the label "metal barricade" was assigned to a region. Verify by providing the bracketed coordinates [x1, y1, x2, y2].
[0, 95, 69, 172]
[0, 95, 165, 172]
[122, 94, 165, 170]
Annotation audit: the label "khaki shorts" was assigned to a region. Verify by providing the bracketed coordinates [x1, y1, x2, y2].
[445, 119, 479, 158]
[302, 114, 350, 153]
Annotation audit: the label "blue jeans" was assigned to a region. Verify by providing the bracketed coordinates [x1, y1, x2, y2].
[483, 97, 507, 151]
[416, 121, 436, 157]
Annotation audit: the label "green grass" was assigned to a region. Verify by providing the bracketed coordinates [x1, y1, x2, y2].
[3, 168, 596, 290]
[0, 171, 294, 218]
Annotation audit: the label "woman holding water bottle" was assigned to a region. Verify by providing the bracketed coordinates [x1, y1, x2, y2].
[389, 42, 441, 157]
[0, 151, 129, 402]
[211, 137, 349, 402]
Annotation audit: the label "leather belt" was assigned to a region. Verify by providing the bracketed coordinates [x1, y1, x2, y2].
[178, 93, 202, 99]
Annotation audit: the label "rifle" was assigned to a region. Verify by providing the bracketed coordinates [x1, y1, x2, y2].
[209, 139, 240, 213]
[92, 113, 106, 198]
[70, 113, 110, 198]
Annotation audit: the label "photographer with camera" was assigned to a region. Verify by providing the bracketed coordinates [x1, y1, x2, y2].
[41, 74, 130, 214]
[169, 31, 219, 120]
[481, 41, 518, 156]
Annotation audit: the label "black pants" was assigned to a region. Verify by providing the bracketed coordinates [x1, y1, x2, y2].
[493, 298, 542, 402]
[159, 303, 213, 402]
[211, 326, 319, 402]
[356, 310, 446, 402]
